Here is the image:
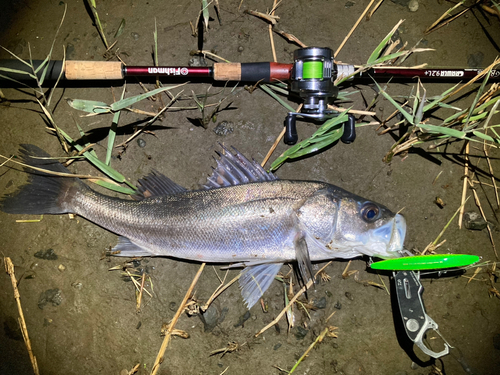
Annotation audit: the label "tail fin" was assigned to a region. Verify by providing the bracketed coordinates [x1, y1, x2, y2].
[1, 144, 83, 215]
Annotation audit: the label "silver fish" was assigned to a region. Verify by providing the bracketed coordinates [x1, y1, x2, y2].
[1, 144, 406, 308]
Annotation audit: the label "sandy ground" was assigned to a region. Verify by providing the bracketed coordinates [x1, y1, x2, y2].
[0, 0, 499, 374]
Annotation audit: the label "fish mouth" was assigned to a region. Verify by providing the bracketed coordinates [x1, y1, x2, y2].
[371, 213, 406, 257]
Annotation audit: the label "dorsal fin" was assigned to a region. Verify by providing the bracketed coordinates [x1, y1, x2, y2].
[133, 170, 187, 200]
[203, 144, 277, 190]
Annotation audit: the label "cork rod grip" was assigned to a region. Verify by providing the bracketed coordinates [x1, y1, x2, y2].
[213, 63, 242, 81]
[64, 61, 124, 80]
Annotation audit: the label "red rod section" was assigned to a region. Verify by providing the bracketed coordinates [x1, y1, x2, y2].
[369, 67, 500, 82]
[124, 66, 212, 78]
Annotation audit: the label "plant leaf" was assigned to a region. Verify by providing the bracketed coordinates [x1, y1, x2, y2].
[367, 20, 404, 65]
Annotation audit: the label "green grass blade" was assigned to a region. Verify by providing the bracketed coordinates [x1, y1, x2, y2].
[288, 130, 343, 159]
[106, 85, 126, 165]
[38, 4, 66, 86]
[473, 130, 499, 143]
[373, 80, 414, 125]
[473, 96, 500, 115]
[75, 122, 99, 159]
[109, 84, 184, 111]
[417, 123, 466, 138]
[56, 126, 135, 188]
[464, 72, 490, 128]
[260, 84, 295, 112]
[67, 98, 111, 113]
[367, 20, 404, 64]
[92, 179, 136, 194]
[414, 89, 426, 125]
[0, 66, 37, 79]
[0, 45, 32, 67]
[264, 83, 290, 96]
[202, 0, 210, 31]
[423, 83, 460, 112]
[270, 112, 349, 170]
[114, 18, 126, 38]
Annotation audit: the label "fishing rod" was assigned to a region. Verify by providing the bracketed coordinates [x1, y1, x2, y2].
[2, 46, 499, 144]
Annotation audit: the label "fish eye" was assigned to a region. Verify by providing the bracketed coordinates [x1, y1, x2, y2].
[361, 203, 380, 222]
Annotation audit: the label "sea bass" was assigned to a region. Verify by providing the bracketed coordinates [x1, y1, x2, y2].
[1, 144, 406, 308]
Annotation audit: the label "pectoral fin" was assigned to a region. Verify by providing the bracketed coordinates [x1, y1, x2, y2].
[294, 233, 315, 286]
[239, 263, 283, 309]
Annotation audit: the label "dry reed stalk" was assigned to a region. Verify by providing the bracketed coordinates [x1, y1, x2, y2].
[459, 141, 470, 229]
[255, 261, 332, 337]
[376, 100, 409, 131]
[335, 0, 377, 58]
[424, 0, 468, 34]
[150, 263, 205, 375]
[366, 0, 385, 21]
[261, 103, 303, 167]
[448, 57, 500, 99]
[137, 272, 146, 312]
[269, 0, 278, 62]
[273, 29, 307, 48]
[201, 274, 240, 311]
[467, 179, 498, 259]
[328, 104, 376, 116]
[4, 257, 39, 375]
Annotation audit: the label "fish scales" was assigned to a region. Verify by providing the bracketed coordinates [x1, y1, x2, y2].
[74, 180, 327, 263]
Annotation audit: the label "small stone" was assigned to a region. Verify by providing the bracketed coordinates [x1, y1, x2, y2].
[345, 292, 354, 301]
[38, 289, 63, 309]
[213, 121, 234, 136]
[273, 343, 282, 350]
[169, 301, 177, 311]
[66, 43, 75, 59]
[344, 1, 355, 8]
[325, 290, 332, 298]
[58, 264, 66, 272]
[131, 32, 140, 41]
[408, 0, 418, 12]
[332, 342, 339, 349]
[311, 296, 327, 309]
[72, 282, 83, 290]
[43, 318, 53, 327]
[34, 248, 58, 260]
[463, 212, 488, 230]
[334, 301, 342, 310]
[137, 138, 146, 148]
[218, 307, 228, 324]
[234, 310, 251, 327]
[295, 326, 309, 340]
[200, 304, 219, 332]
[467, 52, 484, 69]
[188, 55, 207, 67]
[238, 46, 244, 52]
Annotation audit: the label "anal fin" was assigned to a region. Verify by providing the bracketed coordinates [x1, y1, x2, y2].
[111, 236, 154, 257]
[239, 263, 283, 309]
